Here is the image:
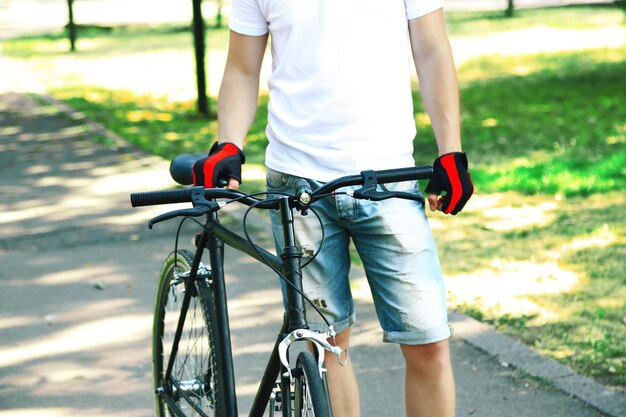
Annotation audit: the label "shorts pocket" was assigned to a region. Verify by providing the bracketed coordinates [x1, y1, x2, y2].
[266, 168, 296, 193]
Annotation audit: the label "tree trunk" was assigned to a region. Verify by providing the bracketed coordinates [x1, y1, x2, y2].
[505, 0, 515, 18]
[216, 0, 223, 28]
[192, 0, 209, 116]
[67, 0, 76, 52]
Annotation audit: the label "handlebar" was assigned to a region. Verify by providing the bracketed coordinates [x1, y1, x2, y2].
[316, 166, 433, 197]
[130, 188, 193, 207]
[168, 153, 205, 185]
[130, 155, 433, 209]
[130, 187, 279, 209]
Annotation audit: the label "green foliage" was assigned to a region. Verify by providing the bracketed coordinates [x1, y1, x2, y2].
[414, 50, 626, 196]
[49, 86, 269, 193]
[446, 5, 624, 35]
[519, 316, 625, 388]
[439, 190, 625, 391]
[52, 87, 218, 155]
[454, 302, 485, 322]
[2, 24, 230, 58]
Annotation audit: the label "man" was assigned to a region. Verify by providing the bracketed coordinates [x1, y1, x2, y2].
[192, 1, 474, 416]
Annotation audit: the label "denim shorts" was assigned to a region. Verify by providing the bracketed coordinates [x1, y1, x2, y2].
[266, 168, 451, 345]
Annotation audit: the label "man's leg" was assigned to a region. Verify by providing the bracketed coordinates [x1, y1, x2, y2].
[401, 340, 455, 417]
[325, 328, 360, 417]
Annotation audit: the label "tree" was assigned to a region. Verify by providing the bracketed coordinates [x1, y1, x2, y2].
[67, 0, 77, 52]
[192, 0, 209, 116]
[505, 0, 515, 18]
[216, 0, 224, 28]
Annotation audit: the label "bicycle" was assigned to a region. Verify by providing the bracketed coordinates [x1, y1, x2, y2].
[130, 154, 433, 417]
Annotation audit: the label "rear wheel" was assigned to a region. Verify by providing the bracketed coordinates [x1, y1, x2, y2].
[153, 250, 222, 416]
[293, 351, 333, 417]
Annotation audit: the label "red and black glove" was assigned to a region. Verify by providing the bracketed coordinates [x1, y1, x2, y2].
[192, 142, 245, 188]
[425, 152, 474, 215]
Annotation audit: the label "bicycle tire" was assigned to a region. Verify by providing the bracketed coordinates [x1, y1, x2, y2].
[293, 351, 333, 417]
[153, 250, 223, 417]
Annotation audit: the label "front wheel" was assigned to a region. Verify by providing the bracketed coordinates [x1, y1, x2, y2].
[293, 351, 333, 417]
[153, 250, 223, 417]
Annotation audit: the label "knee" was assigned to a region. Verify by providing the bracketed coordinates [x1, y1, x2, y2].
[333, 327, 352, 350]
[401, 340, 452, 376]
[321, 328, 351, 369]
[309, 328, 351, 354]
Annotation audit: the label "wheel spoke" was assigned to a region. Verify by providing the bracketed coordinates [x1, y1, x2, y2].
[154, 251, 220, 417]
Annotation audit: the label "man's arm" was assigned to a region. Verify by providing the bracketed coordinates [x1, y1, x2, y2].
[409, 8, 460, 156]
[217, 31, 268, 188]
[409, 10, 472, 213]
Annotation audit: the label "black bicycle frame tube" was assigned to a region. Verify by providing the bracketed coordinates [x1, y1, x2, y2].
[164, 228, 210, 382]
[249, 319, 289, 417]
[206, 222, 281, 270]
[206, 210, 239, 417]
[277, 197, 308, 332]
[281, 369, 293, 417]
[202, 197, 311, 417]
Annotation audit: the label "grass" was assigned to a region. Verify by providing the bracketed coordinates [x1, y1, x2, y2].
[3, 5, 625, 391]
[445, 4, 624, 35]
[440, 191, 625, 389]
[46, 86, 271, 189]
[34, 46, 626, 198]
[414, 48, 626, 196]
[49, 88, 220, 156]
[1, 23, 230, 58]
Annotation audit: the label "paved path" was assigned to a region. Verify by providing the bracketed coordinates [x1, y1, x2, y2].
[1, 60, 625, 417]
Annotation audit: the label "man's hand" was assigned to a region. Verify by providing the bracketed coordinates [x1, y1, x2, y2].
[192, 142, 245, 189]
[425, 152, 474, 215]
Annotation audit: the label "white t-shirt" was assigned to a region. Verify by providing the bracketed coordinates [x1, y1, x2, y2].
[230, 0, 444, 181]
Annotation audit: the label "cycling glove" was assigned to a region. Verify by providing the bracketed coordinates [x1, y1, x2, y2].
[192, 142, 245, 188]
[425, 152, 474, 215]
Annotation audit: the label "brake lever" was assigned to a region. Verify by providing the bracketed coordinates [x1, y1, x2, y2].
[351, 170, 378, 200]
[351, 170, 425, 205]
[148, 186, 226, 228]
[149, 205, 215, 228]
[351, 189, 425, 204]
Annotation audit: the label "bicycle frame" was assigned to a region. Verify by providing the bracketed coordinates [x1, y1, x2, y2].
[166, 195, 315, 417]
[131, 161, 434, 417]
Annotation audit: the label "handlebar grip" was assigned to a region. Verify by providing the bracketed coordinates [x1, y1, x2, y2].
[170, 153, 206, 185]
[130, 189, 193, 207]
[375, 166, 433, 182]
